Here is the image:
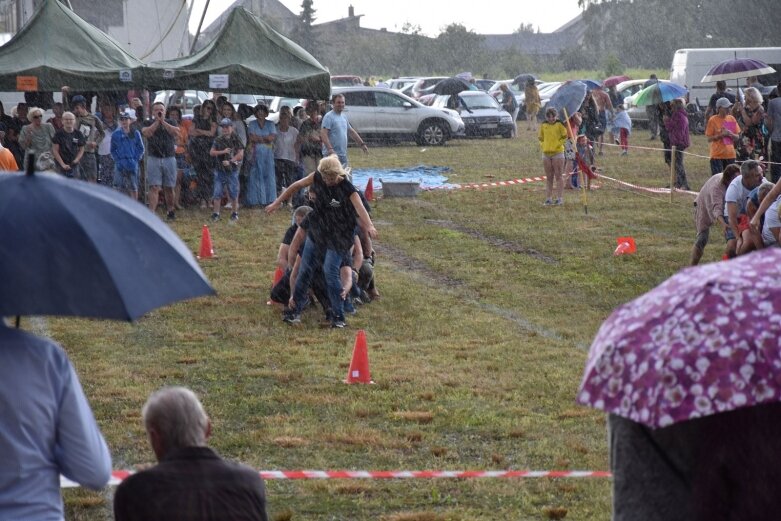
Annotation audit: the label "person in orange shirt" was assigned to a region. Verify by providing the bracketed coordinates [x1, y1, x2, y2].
[166, 105, 191, 209]
[0, 141, 17, 171]
[705, 97, 740, 176]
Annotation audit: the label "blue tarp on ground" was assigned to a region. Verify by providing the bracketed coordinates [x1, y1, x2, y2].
[350, 165, 454, 190]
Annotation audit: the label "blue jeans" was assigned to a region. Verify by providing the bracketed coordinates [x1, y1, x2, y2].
[292, 238, 350, 321]
[710, 158, 735, 177]
[292, 238, 325, 315]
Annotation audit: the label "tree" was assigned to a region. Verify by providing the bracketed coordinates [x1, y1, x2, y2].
[299, 0, 316, 26]
[291, 0, 318, 55]
[434, 24, 486, 75]
[579, 0, 781, 68]
[602, 53, 625, 76]
[514, 23, 536, 35]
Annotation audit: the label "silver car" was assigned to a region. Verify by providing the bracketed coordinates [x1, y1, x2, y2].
[431, 91, 515, 138]
[153, 90, 209, 115]
[332, 87, 464, 146]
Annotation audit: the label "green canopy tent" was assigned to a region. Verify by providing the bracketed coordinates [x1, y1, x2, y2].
[146, 7, 330, 100]
[0, 0, 145, 92]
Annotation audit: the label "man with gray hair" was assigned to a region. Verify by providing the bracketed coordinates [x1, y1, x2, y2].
[113, 387, 268, 521]
[723, 159, 763, 258]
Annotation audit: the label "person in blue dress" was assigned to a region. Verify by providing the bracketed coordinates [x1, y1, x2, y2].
[246, 104, 276, 206]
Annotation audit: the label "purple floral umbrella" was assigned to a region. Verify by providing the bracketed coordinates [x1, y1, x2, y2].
[577, 248, 781, 429]
[701, 58, 776, 83]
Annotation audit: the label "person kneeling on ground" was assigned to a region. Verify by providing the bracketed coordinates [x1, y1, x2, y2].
[691, 164, 740, 265]
[113, 386, 269, 521]
[723, 160, 763, 258]
[266, 156, 378, 328]
[738, 181, 774, 255]
[210, 118, 244, 222]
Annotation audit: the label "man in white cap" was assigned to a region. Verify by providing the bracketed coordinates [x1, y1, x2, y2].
[705, 96, 740, 177]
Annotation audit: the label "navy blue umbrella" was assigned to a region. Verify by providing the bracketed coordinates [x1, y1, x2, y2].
[547, 80, 588, 120]
[0, 170, 215, 321]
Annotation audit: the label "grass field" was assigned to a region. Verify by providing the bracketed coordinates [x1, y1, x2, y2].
[50, 129, 718, 520]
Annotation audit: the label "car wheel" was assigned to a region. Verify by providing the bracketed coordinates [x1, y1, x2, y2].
[417, 120, 447, 146]
[502, 131, 512, 139]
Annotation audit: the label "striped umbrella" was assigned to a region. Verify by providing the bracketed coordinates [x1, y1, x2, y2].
[632, 81, 688, 107]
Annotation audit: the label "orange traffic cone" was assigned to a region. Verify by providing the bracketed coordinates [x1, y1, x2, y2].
[613, 236, 636, 256]
[267, 266, 286, 305]
[198, 224, 215, 259]
[364, 177, 374, 202]
[344, 330, 373, 384]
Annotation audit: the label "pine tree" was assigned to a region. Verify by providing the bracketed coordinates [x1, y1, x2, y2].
[292, 0, 317, 54]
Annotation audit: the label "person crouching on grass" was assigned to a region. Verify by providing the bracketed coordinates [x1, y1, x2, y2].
[539, 107, 568, 206]
[265, 155, 378, 328]
[209, 118, 244, 222]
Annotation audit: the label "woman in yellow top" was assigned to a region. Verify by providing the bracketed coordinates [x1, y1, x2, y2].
[524, 78, 542, 131]
[538, 107, 569, 206]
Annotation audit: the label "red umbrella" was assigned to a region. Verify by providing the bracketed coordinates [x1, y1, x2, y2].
[603, 75, 631, 88]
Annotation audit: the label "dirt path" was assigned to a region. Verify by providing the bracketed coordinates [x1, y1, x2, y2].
[376, 242, 585, 348]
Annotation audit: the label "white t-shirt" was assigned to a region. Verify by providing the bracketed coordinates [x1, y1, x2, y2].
[762, 196, 781, 246]
[723, 175, 752, 218]
[274, 126, 299, 162]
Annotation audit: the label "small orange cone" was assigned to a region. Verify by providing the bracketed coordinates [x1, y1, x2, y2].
[364, 177, 374, 202]
[267, 266, 286, 305]
[198, 224, 215, 259]
[344, 330, 373, 384]
[272, 266, 284, 286]
[613, 236, 636, 256]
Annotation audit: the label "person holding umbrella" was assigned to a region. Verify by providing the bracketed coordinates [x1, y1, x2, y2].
[705, 97, 740, 177]
[578, 248, 781, 520]
[524, 78, 541, 131]
[0, 321, 112, 519]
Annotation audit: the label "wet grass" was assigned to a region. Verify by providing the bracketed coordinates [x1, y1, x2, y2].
[50, 131, 713, 520]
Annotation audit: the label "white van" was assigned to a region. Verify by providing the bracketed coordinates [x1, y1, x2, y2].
[669, 47, 781, 107]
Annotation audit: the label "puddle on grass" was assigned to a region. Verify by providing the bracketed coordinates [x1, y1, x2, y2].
[350, 165, 457, 191]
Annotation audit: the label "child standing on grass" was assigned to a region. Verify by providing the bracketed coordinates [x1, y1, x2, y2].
[539, 107, 568, 206]
[612, 104, 632, 155]
[571, 134, 595, 189]
[209, 118, 244, 222]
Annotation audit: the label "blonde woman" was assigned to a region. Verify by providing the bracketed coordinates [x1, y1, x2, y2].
[538, 107, 568, 206]
[524, 78, 541, 131]
[19, 106, 55, 159]
[266, 155, 377, 327]
[735, 86, 765, 161]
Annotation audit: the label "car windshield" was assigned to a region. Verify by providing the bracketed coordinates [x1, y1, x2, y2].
[274, 98, 301, 111]
[228, 94, 258, 105]
[460, 93, 500, 110]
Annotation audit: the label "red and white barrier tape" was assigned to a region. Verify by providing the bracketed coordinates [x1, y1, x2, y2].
[598, 173, 698, 197]
[61, 469, 611, 488]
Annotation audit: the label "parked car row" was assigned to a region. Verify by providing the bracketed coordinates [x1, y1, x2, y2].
[430, 91, 515, 138]
[332, 86, 465, 146]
